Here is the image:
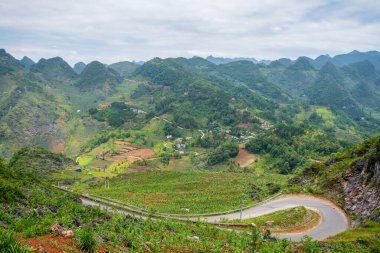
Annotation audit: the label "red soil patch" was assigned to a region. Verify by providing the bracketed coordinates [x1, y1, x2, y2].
[107, 155, 129, 163]
[127, 149, 155, 159]
[21, 234, 79, 253]
[126, 157, 141, 163]
[234, 149, 258, 167]
[102, 141, 155, 163]
[114, 140, 138, 149]
[22, 234, 110, 253]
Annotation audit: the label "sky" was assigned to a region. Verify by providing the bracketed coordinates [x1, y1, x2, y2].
[0, 0, 379, 65]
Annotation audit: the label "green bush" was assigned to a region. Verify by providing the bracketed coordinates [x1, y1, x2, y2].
[76, 228, 98, 253]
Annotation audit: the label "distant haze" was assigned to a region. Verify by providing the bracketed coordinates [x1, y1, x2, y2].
[0, 0, 379, 65]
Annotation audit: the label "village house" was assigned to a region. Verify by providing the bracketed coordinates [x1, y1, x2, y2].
[176, 143, 186, 149]
[131, 108, 146, 114]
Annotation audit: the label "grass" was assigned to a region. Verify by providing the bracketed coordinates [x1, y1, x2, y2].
[87, 170, 290, 214]
[326, 220, 380, 242]
[2, 152, 377, 253]
[76, 228, 98, 253]
[225, 206, 321, 233]
[0, 228, 33, 252]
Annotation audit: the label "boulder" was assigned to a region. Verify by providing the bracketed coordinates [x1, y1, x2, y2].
[50, 223, 63, 234]
[61, 229, 74, 238]
[265, 220, 275, 226]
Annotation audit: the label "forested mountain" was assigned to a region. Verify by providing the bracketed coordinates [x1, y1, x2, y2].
[0, 50, 104, 158]
[73, 61, 86, 74]
[109, 60, 140, 77]
[209, 50, 380, 70]
[206, 55, 259, 65]
[31, 57, 78, 83]
[75, 61, 122, 93]
[19, 56, 35, 69]
[0, 48, 379, 162]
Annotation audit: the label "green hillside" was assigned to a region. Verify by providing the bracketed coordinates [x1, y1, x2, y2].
[109, 61, 139, 77]
[31, 57, 78, 83]
[294, 135, 380, 221]
[76, 61, 123, 92]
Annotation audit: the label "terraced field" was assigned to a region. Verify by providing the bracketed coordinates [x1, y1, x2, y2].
[104, 140, 155, 163]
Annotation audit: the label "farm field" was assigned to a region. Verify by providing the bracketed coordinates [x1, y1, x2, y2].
[87, 170, 290, 214]
[77, 140, 156, 169]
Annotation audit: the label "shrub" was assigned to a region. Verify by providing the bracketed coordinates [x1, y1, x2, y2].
[76, 228, 98, 253]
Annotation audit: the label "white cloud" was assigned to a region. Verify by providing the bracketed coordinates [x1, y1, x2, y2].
[0, 0, 379, 65]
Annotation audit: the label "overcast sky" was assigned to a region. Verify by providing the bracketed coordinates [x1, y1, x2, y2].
[0, 0, 379, 65]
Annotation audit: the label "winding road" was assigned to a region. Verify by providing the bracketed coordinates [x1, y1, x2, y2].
[77, 191, 349, 241]
[198, 195, 349, 240]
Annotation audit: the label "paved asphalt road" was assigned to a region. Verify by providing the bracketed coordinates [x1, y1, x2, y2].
[81, 194, 349, 241]
[199, 195, 349, 240]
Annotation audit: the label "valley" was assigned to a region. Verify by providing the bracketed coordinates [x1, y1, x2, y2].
[1, 48, 380, 252]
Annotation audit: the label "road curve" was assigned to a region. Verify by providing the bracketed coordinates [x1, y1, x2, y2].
[198, 195, 350, 240]
[80, 193, 349, 241]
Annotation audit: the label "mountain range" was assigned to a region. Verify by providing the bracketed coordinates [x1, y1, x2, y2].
[206, 50, 380, 70]
[0, 48, 379, 158]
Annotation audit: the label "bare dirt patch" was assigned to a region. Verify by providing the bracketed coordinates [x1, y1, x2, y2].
[21, 234, 79, 253]
[102, 140, 155, 163]
[127, 148, 155, 159]
[234, 149, 258, 167]
[22, 234, 111, 253]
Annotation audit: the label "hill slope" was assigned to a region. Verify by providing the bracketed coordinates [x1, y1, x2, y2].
[76, 61, 122, 93]
[31, 57, 77, 83]
[295, 136, 380, 221]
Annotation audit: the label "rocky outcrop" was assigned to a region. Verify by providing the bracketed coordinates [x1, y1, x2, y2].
[342, 160, 380, 221]
[294, 136, 380, 222]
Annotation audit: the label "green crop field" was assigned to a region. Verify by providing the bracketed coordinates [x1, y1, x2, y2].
[87, 170, 290, 214]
